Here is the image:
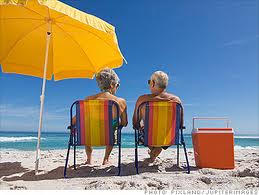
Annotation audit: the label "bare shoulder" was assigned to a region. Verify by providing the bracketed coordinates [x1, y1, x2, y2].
[112, 96, 127, 113]
[116, 97, 127, 107]
[138, 94, 149, 99]
[167, 92, 182, 103]
[137, 94, 150, 103]
[84, 94, 96, 100]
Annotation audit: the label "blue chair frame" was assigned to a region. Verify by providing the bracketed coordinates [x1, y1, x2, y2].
[134, 101, 190, 174]
[64, 100, 123, 177]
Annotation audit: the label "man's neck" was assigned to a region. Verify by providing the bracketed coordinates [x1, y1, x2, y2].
[152, 89, 166, 96]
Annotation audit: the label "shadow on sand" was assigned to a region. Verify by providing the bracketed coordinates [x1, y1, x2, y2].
[0, 162, 30, 177]
[2, 160, 198, 182]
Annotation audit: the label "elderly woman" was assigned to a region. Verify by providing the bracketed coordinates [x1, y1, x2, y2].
[74, 68, 128, 165]
[133, 71, 181, 163]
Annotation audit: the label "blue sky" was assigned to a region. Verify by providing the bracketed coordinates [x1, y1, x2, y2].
[0, 0, 258, 135]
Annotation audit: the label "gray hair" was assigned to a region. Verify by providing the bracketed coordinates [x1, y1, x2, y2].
[151, 71, 169, 89]
[96, 68, 120, 91]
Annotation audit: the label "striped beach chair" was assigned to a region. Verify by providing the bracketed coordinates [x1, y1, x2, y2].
[134, 101, 190, 174]
[64, 99, 123, 177]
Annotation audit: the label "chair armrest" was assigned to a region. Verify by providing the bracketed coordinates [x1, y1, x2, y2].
[118, 125, 124, 130]
[133, 123, 141, 131]
[133, 127, 141, 132]
[67, 125, 76, 134]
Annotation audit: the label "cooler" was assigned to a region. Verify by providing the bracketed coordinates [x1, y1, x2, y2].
[192, 118, 235, 169]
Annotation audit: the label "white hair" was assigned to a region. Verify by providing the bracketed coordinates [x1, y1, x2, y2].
[151, 71, 169, 89]
[96, 68, 120, 91]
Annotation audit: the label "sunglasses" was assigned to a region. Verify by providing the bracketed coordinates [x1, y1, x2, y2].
[116, 83, 120, 89]
[148, 80, 154, 85]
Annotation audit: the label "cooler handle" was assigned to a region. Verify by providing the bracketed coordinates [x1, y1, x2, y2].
[193, 117, 230, 130]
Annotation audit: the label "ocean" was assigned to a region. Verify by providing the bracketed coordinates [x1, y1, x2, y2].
[0, 131, 258, 151]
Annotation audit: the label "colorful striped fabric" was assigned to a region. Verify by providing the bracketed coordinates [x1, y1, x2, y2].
[75, 100, 118, 146]
[143, 102, 181, 146]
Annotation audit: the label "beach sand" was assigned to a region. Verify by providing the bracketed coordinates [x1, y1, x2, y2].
[0, 148, 258, 190]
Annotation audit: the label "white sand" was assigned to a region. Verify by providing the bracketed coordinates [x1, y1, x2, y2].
[0, 148, 258, 190]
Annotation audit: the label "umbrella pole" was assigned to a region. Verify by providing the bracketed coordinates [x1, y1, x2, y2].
[35, 31, 52, 175]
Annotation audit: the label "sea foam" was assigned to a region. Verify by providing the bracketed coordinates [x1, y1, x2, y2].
[234, 145, 259, 150]
[234, 136, 259, 139]
[0, 137, 45, 142]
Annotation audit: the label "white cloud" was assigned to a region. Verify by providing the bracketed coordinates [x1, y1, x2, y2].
[222, 35, 259, 47]
[0, 104, 38, 118]
[0, 104, 69, 126]
[184, 103, 197, 107]
[0, 104, 70, 131]
[0, 104, 68, 121]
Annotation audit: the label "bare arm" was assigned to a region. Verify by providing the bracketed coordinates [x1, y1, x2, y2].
[120, 107, 128, 127]
[72, 116, 76, 125]
[132, 96, 144, 129]
[119, 99, 128, 127]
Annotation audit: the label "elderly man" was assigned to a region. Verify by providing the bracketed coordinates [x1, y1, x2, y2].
[133, 71, 181, 163]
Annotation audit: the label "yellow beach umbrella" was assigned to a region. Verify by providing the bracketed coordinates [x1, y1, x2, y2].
[0, 0, 126, 174]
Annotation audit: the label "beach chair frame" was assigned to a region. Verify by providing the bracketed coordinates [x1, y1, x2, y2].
[134, 101, 190, 174]
[64, 100, 123, 177]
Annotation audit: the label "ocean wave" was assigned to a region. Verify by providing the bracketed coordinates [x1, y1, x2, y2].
[234, 145, 259, 150]
[234, 136, 259, 139]
[0, 137, 45, 142]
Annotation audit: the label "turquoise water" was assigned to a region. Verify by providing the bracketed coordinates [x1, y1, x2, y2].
[0, 131, 258, 151]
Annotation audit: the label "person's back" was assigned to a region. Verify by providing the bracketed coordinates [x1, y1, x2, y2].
[80, 68, 128, 165]
[86, 92, 127, 123]
[133, 71, 181, 163]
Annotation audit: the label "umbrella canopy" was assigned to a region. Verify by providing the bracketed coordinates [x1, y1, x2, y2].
[0, 0, 126, 174]
[0, 0, 125, 80]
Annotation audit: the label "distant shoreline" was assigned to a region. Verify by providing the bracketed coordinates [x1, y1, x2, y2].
[0, 146, 259, 152]
[0, 130, 259, 137]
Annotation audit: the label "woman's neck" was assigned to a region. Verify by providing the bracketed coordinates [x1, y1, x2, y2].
[102, 90, 114, 95]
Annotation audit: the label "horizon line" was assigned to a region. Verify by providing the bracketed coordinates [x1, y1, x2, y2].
[0, 130, 258, 136]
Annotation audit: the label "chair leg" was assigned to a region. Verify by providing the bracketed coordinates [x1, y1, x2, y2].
[118, 142, 121, 176]
[134, 130, 139, 174]
[182, 141, 190, 174]
[135, 146, 139, 174]
[74, 145, 76, 170]
[177, 144, 179, 167]
[135, 142, 139, 174]
[64, 142, 71, 178]
[117, 129, 122, 176]
[180, 129, 190, 173]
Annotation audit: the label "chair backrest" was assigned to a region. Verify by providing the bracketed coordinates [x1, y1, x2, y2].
[73, 99, 119, 146]
[138, 101, 183, 146]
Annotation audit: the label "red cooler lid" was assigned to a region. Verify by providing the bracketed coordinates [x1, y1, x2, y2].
[197, 128, 233, 131]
